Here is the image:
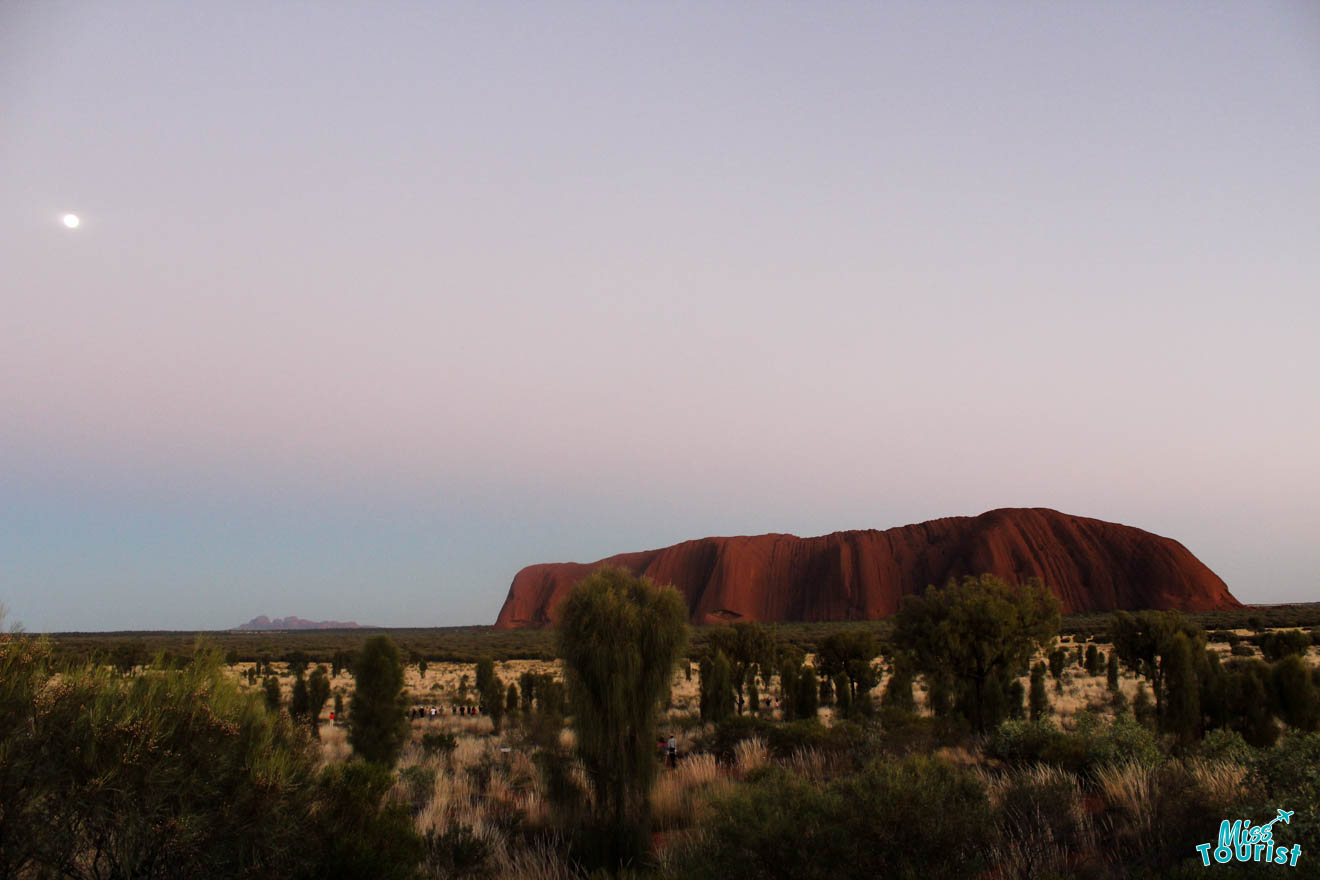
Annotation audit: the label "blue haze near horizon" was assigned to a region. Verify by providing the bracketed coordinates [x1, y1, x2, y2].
[2, 2, 1317, 631]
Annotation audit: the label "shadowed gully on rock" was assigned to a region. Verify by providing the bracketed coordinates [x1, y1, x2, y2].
[494, 508, 1239, 629]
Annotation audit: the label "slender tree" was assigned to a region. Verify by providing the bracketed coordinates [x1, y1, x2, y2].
[349, 635, 409, 768]
[308, 666, 331, 738]
[556, 566, 688, 864]
[1029, 662, 1050, 721]
[263, 675, 282, 712]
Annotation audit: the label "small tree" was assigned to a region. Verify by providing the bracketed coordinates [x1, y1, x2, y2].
[1106, 651, 1120, 692]
[349, 635, 409, 768]
[505, 682, 520, 722]
[892, 574, 1060, 733]
[881, 654, 915, 713]
[290, 671, 310, 722]
[1048, 647, 1066, 693]
[1084, 645, 1099, 675]
[1161, 631, 1201, 744]
[815, 631, 880, 712]
[263, 675, 282, 712]
[795, 665, 819, 719]
[699, 651, 736, 724]
[1269, 655, 1320, 732]
[1029, 662, 1050, 721]
[308, 666, 331, 738]
[481, 671, 506, 733]
[556, 567, 688, 866]
[417, 659, 428, 679]
[475, 658, 495, 701]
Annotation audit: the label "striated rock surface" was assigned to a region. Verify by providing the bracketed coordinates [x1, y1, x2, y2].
[494, 508, 1239, 629]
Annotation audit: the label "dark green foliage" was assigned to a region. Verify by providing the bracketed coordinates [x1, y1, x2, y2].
[519, 670, 536, 713]
[286, 649, 309, 677]
[311, 761, 426, 879]
[555, 566, 688, 866]
[881, 654, 915, 713]
[308, 666, 330, 737]
[1048, 647, 1066, 692]
[1217, 660, 1279, 747]
[479, 662, 505, 732]
[705, 621, 777, 713]
[423, 824, 491, 879]
[700, 651, 735, 724]
[1133, 682, 1155, 729]
[0, 638, 406, 880]
[475, 657, 495, 698]
[1110, 610, 1206, 722]
[818, 672, 834, 706]
[1161, 631, 1201, 743]
[1084, 643, 1099, 675]
[263, 674, 282, 711]
[1028, 662, 1049, 721]
[675, 757, 992, 880]
[833, 671, 852, 716]
[746, 675, 760, 715]
[1230, 643, 1255, 656]
[925, 670, 954, 717]
[892, 574, 1060, 733]
[290, 670, 310, 721]
[1106, 650, 1119, 691]
[778, 660, 800, 720]
[1269, 654, 1320, 731]
[1245, 733, 1320, 859]
[504, 681, 519, 720]
[1260, 629, 1312, 662]
[417, 658, 428, 678]
[795, 664, 819, 719]
[349, 634, 409, 768]
[334, 692, 344, 718]
[988, 713, 1161, 776]
[814, 630, 880, 713]
[421, 731, 458, 758]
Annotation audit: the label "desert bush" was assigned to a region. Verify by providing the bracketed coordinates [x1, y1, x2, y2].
[1096, 758, 1250, 875]
[1259, 629, 1311, 662]
[986, 764, 1098, 878]
[423, 823, 492, 879]
[987, 713, 1160, 777]
[1230, 643, 1255, 657]
[673, 756, 992, 880]
[1243, 732, 1320, 858]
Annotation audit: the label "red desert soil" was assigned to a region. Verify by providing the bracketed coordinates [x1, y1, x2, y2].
[494, 508, 1239, 629]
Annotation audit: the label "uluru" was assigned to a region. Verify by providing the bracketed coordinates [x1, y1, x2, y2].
[494, 508, 1240, 629]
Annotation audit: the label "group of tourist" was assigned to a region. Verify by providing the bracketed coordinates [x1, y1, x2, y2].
[409, 704, 483, 719]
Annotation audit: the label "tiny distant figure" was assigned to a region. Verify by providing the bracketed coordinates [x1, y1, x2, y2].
[667, 735, 678, 768]
[329, 711, 335, 723]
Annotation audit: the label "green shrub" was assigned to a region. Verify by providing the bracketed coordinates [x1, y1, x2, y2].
[674, 757, 991, 880]
[423, 824, 492, 879]
[987, 714, 1160, 777]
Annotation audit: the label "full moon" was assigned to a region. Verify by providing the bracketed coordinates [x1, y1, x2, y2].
[62, 213, 80, 229]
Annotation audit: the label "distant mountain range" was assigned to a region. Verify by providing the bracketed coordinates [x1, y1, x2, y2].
[235, 615, 368, 631]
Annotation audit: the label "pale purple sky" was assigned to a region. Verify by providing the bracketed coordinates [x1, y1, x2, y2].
[3, 2, 1317, 631]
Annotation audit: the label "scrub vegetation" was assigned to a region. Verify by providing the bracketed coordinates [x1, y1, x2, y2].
[5, 589, 1319, 878]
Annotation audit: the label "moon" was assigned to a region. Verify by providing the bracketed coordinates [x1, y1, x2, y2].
[62, 213, 81, 229]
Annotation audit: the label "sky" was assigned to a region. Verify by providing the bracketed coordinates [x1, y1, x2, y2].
[2, 2, 1317, 631]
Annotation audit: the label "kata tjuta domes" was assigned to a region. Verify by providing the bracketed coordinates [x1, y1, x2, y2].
[493, 508, 1240, 630]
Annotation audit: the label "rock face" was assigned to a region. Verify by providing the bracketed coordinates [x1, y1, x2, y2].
[494, 508, 1240, 629]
